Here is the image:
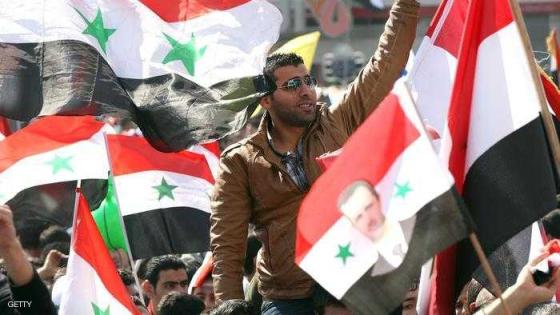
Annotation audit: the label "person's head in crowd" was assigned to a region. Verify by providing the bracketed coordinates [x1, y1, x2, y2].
[455, 278, 484, 315]
[136, 258, 150, 282]
[181, 254, 202, 284]
[142, 255, 189, 315]
[111, 248, 131, 270]
[119, 268, 139, 298]
[17, 220, 51, 258]
[190, 254, 215, 311]
[337, 180, 386, 241]
[322, 299, 352, 315]
[260, 53, 318, 129]
[542, 209, 560, 239]
[38, 225, 70, 249]
[402, 279, 419, 315]
[157, 292, 204, 315]
[244, 233, 261, 280]
[209, 299, 253, 315]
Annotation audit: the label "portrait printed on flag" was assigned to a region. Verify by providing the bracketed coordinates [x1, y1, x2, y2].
[337, 179, 410, 271]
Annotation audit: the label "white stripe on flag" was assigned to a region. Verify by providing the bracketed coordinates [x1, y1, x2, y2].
[0, 0, 281, 87]
[0, 127, 111, 204]
[114, 170, 213, 216]
[299, 218, 379, 299]
[466, 23, 540, 170]
[59, 251, 132, 315]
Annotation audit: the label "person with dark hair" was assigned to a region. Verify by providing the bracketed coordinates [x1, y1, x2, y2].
[16, 220, 50, 259]
[0, 204, 57, 315]
[542, 208, 560, 239]
[209, 299, 254, 315]
[157, 292, 204, 315]
[210, 1, 419, 314]
[38, 225, 70, 249]
[142, 255, 189, 315]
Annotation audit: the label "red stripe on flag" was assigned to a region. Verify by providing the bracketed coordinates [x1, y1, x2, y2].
[139, 0, 250, 23]
[425, 0, 449, 38]
[107, 135, 214, 184]
[0, 116, 104, 173]
[0, 117, 10, 136]
[431, 0, 468, 58]
[73, 192, 139, 314]
[296, 93, 420, 262]
[201, 141, 221, 159]
[541, 70, 560, 116]
[431, 1, 515, 313]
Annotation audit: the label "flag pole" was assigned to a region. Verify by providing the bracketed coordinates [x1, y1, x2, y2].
[509, 0, 560, 179]
[102, 133, 147, 307]
[402, 81, 512, 315]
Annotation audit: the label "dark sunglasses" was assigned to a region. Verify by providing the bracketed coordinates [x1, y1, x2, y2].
[278, 75, 318, 91]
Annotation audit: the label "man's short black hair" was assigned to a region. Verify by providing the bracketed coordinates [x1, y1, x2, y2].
[209, 299, 254, 315]
[264, 53, 305, 83]
[157, 292, 205, 315]
[542, 208, 560, 238]
[39, 225, 70, 248]
[145, 255, 187, 287]
[118, 269, 135, 286]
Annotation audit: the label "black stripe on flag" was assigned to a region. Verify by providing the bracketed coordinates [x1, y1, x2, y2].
[455, 117, 557, 294]
[342, 188, 471, 315]
[0, 40, 270, 152]
[123, 207, 210, 259]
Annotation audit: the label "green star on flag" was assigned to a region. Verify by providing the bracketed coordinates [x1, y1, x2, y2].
[74, 8, 116, 53]
[152, 177, 178, 201]
[45, 155, 74, 174]
[92, 303, 110, 315]
[394, 181, 412, 199]
[162, 33, 207, 76]
[335, 242, 354, 265]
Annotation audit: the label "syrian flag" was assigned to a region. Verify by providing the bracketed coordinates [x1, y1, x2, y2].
[0, 116, 112, 205]
[408, 0, 558, 313]
[0, 117, 10, 141]
[106, 134, 215, 259]
[59, 190, 138, 315]
[296, 80, 470, 314]
[547, 28, 560, 85]
[0, 0, 282, 152]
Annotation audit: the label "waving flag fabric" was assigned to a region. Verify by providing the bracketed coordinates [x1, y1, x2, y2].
[296, 80, 470, 314]
[0, 0, 282, 152]
[408, 0, 557, 313]
[59, 190, 138, 315]
[0, 116, 112, 205]
[106, 135, 214, 259]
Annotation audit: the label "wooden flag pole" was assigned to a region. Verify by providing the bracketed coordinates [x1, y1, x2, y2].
[509, 0, 560, 179]
[469, 233, 512, 315]
[402, 81, 512, 315]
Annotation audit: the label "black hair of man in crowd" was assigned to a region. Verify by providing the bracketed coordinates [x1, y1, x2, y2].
[157, 292, 205, 315]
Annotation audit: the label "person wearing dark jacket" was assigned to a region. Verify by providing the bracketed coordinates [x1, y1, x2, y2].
[0, 204, 57, 315]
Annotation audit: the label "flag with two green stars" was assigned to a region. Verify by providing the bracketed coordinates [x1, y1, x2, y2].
[106, 134, 215, 259]
[295, 80, 473, 314]
[0, 0, 281, 152]
[59, 190, 138, 315]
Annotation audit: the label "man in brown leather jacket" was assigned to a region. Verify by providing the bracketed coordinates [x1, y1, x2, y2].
[210, 1, 419, 313]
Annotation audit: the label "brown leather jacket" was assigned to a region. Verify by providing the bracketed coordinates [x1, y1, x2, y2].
[210, 0, 419, 302]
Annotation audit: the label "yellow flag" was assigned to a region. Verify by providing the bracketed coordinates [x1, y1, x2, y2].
[274, 31, 321, 70]
[252, 31, 321, 117]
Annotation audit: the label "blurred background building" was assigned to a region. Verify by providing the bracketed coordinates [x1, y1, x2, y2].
[268, 0, 560, 84]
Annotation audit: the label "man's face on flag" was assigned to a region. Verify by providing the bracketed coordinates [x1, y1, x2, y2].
[264, 64, 318, 127]
[339, 181, 386, 241]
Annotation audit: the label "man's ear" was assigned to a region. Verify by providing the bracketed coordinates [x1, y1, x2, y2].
[142, 280, 155, 298]
[260, 94, 272, 110]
